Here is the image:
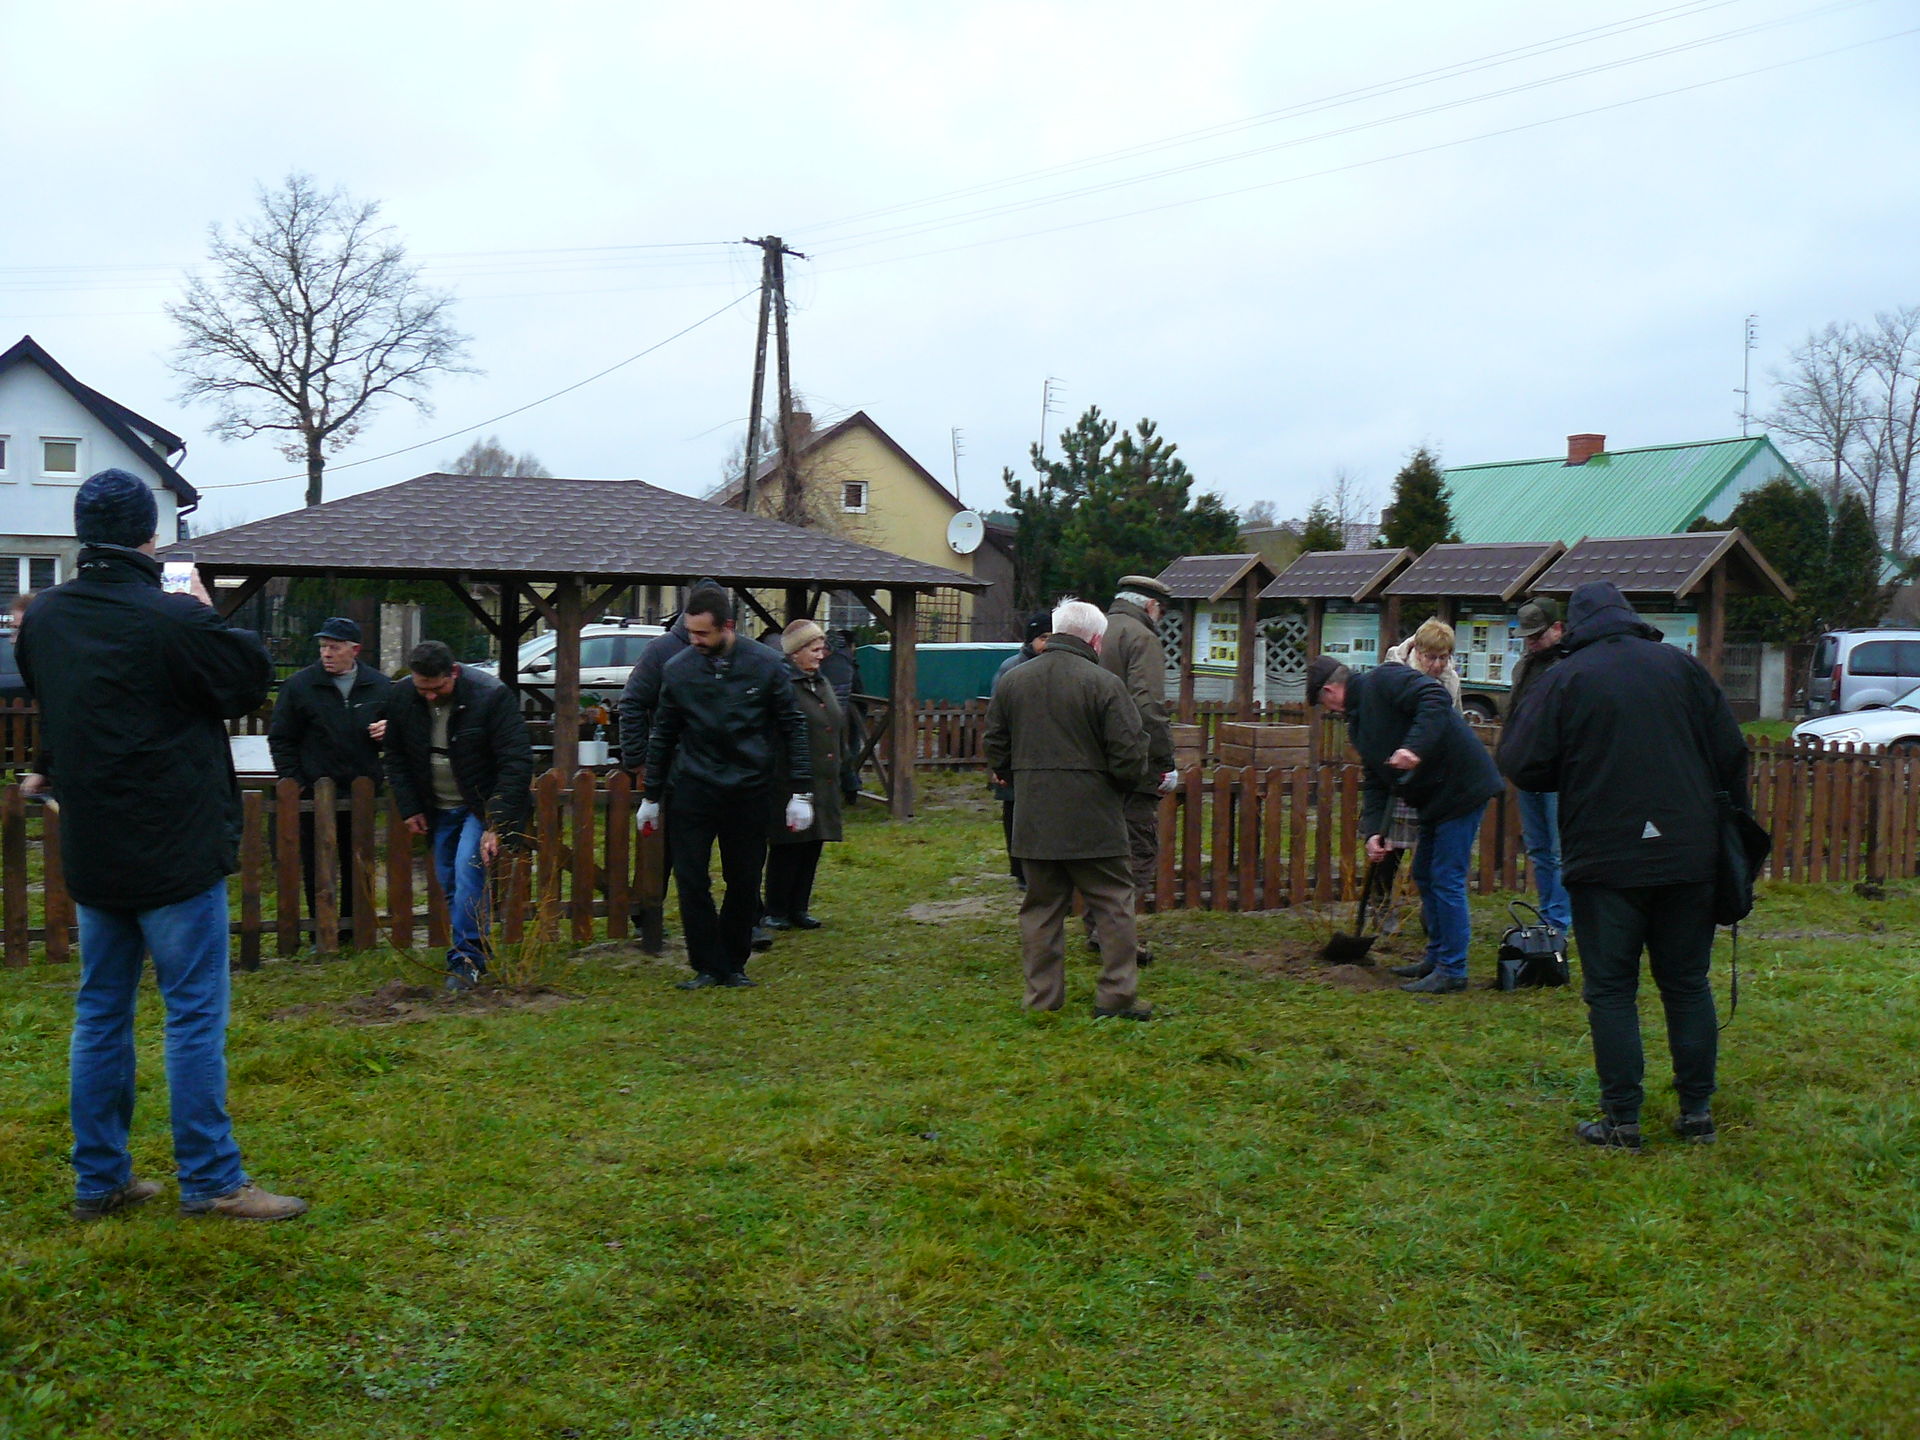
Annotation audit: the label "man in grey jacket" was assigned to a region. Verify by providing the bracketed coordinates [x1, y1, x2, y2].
[1100, 576, 1180, 954]
[985, 599, 1151, 1019]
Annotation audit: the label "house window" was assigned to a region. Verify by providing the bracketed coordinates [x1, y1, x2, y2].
[41, 438, 81, 477]
[1, 555, 59, 609]
[842, 481, 869, 513]
[827, 590, 873, 634]
[0, 435, 10, 475]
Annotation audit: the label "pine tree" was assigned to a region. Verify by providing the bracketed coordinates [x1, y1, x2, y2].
[1379, 446, 1458, 552]
[1715, 477, 1830, 640]
[1818, 493, 1885, 630]
[1298, 498, 1344, 552]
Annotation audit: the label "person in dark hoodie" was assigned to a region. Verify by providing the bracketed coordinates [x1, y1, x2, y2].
[18, 469, 307, 1222]
[1307, 652, 1505, 994]
[1499, 581, 1748, 1152]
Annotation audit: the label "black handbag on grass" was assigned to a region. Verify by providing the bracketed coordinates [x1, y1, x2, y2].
[1496, 900, 1569, 991]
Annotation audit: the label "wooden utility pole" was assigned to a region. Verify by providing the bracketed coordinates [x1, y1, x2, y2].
[738, 235, 806, 518]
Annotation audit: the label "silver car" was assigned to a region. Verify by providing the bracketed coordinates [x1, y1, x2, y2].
[1793, 681, 1920, 754]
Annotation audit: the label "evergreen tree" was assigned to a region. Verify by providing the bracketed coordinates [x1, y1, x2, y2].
[1818, 493, 1885, 630]
[1298, 498, 1345, 552]
[1004, 407, 1238, 608]
[1379, 446, 1458, 553]
[1714, 478, 1830, 640]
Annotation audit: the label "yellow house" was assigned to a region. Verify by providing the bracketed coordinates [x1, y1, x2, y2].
[715, 410, 1016, 641]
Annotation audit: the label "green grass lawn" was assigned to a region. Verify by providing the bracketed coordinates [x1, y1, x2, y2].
[3, 773, 1917, 1440]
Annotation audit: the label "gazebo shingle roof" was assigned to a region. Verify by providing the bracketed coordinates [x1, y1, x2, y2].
[1153, 554, 1276, 603]
[1260, 548, 1415, 602]
[1383, 542, 1565, 601]
[1529, 531, 1792, 600]
[172, 472, 984, 590]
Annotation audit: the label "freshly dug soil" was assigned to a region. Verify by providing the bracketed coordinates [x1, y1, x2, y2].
[271, 978, 579, 1027]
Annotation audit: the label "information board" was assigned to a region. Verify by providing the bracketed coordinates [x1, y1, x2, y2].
[1320, 611, 1381, 670]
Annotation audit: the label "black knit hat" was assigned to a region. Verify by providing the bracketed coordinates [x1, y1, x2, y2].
[74, 469, 159, 548]
[1023, 611, 1051, 643]
[1305, 655, 1351, 707]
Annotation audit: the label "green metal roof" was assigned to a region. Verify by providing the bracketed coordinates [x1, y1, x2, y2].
[1441, 435, 1796, 545]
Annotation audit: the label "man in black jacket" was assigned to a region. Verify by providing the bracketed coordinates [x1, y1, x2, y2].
[1500, 582, 1748, 1151]
[18, 469, 306, 1221]
[384, 640, 534, 989]
[268, 616, 392, 943]
[639, 586, 811, 989]
[1309, 653, 1504, 994]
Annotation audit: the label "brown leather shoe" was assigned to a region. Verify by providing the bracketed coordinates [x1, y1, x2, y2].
[71, 1178, 162, 1221]
[180, 1182, 310, 1221]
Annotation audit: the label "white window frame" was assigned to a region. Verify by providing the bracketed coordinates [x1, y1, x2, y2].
[0, 434, 11, 477]
[841, 480, 869, 514]
[1, 554, 61, 601]
[38, 435, 84, 482]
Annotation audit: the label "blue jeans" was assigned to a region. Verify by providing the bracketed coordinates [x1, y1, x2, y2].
[1412, 806, 1485, 979]
[72, 880, 247, 1203]
[431, 807, 491, 972]
[1516, 788, 1572, 932]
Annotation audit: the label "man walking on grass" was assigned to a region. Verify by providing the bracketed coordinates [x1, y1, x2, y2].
[1499, 581, 1748, 1152]
[18, 469, 307, 1221]
[1098, 575, 1181, 961]
[985, 598, 1151, 1019]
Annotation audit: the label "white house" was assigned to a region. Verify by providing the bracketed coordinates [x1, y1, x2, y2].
[0, 335, 197, 607]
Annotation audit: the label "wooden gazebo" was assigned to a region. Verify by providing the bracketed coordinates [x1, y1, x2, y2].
[1152, 554, 1278, 719]
[166, 471, 984, 817]
[1527, 530, 1792, 680]
[1259, 547, 1416, 669]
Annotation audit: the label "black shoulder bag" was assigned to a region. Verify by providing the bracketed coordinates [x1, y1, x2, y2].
[1497, 900, 1570, 991]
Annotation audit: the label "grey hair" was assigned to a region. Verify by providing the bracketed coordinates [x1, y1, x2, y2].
[1051, 598, 1108, 642]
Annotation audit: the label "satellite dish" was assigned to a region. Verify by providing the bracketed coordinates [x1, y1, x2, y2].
[947, 510, 985, 555]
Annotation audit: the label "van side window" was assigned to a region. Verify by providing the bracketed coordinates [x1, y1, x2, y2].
[578, 637, 620, 670]
[1813, 636, 1838, 671]
[1847, 640, 1920, 677]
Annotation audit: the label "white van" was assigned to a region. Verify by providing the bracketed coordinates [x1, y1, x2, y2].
[1805, 629, 1920, 716]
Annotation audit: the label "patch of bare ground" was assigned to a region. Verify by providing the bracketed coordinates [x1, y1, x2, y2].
[1224, 941, 1408, 992]
[271, 978, 580, 1027]
[906, 896, 1007, 924]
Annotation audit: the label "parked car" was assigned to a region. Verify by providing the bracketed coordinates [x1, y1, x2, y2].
[1804, 629, 1920, 717]
[1793, 681, 1920, 752]
[470, 619, 665, 696]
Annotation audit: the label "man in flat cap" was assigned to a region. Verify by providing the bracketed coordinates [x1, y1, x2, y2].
[1505, 597, 1571, 938]
[269, 616, 393, 948]
[18, 469, 307, 1220]
[1099, 575, 1179, 956]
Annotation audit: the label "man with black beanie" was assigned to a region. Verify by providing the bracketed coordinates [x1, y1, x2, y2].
[18, 469, 307, 1221]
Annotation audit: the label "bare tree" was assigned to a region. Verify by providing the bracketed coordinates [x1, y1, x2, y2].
[1240, 498, 1281, 528]
[168, 174, 474, 507]
[446, 435, 551, 478]
[1768, 307, 1920, 558]
[1328, 466, 1380, 546]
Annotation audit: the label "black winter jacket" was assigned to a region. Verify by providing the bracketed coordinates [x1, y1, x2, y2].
[644, 635, 811, 799]
[17, 546, 273, 910]
[383, 666, 534, 834]
[268, 660, 392, 791]
[1345, 662, 1504, 839]
[1498, 582, 1749, 887]
[617, 616, 690, 772]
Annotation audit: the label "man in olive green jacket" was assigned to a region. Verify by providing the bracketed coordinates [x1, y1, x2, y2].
[1100, 574, 1180, 956]
[985, 599, 1152, 1018]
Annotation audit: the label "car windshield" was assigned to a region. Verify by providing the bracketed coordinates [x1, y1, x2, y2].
[1893, 682, 1920, 711]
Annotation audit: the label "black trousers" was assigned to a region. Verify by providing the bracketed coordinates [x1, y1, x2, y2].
[299, 806, 358, 930]
[1568, 880, 1718, 1123]
[1001, 798, 1023, 881]
[764, 840, 823, 921]
[667, 780, 769, 978]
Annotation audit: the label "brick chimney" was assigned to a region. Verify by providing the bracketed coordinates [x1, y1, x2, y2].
[1565, 433, 1605, 466]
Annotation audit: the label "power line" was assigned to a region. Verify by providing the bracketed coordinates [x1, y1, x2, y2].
[196, 289, 758, 490]
[811, 22, 1919, 278]
[803, 0, 1878, 259]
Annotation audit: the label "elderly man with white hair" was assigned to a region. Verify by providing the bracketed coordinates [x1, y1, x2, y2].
[985, 598, 1153, 1019]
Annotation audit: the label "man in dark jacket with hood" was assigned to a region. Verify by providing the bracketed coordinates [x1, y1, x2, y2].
[1308, 653, 1504, 993]
[18, 469, 307, 1221]
[268, 616, 392, 941]
[638, 586, 812, 989]
[1500, 581, 1748, 1151]
[384, 640, 534, 988]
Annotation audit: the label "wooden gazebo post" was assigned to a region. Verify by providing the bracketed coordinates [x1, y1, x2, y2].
[1177, 599, 1197, 722]
[1233, 572, 1260, 719]
[888, 588, 920, 818]
[1699, 564, 1727, 681]
[550, 579, 584, 775]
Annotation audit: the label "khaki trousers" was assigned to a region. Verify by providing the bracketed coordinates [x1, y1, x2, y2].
[1019, 854, 1138, 1011]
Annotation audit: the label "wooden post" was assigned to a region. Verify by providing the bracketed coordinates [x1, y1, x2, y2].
[1433, 596, 1455, 627]
[1234, 576, 1258, 719]
[1700, 567, 1727, 682]
[784, 586, 810, 623]
[1178, 599, 1198, 722]
[889, 589, 920, 818]
[1304, 600, 1327, 763]
[498, 581, 521, 697]
[1382, 594, 1404, 648]
[551, 578, 584, 776]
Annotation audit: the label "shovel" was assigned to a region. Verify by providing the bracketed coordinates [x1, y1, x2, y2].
[1320, 847, 1403, 964]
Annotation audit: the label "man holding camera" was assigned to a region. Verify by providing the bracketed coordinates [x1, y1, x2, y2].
[19, 469, 307, 1221]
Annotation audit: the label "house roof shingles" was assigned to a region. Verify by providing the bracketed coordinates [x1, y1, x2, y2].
[1153, 554, 1275, 603]
[1529, 531, 1792, 601]
[1383, 542, 1565, 601]
[1260, 548, 1415, 602]
[169, 472, 985, 590]
[1440, 436, 1784, 544]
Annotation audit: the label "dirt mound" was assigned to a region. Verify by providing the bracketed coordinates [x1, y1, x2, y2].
[1236, 944, 1407, 991]
[906, 896, 1006, 924]
[271, 978, 580, 1026]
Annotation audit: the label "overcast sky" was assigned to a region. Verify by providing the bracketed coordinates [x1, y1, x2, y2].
[3, 0, 1915, 530]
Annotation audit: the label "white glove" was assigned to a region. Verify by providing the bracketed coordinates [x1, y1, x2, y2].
[785, 794, 816, 832]
[635, 799, 661, 835]
[1159, 769, 1179, 794]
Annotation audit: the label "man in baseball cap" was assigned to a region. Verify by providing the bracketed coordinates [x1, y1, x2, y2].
[1504, 596, 1571, 939]
[1099, 574, 1179, 963]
